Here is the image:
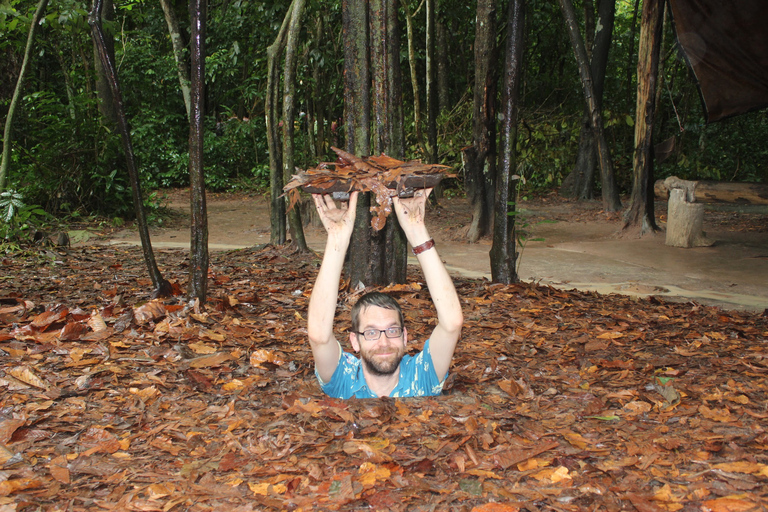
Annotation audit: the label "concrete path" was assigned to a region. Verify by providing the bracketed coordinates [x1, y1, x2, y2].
[107, 198, 768, 312]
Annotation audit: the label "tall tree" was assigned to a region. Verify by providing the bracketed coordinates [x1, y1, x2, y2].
[558, 0, 621, 211]
[265, 2, 295, 246]
[371, 0, 407, 285]
[0, 0, 49, 193]
[401, 0, 427, 159]
[92, 0, 118, 127]
[281, 0, 308, 251]
[343, 0, 374, 289]
[89, 0, 171, 297]
[188, 0, 208, 301]
[623, 0, 664, 236]
[159, 0, 191, 119]
[490, 0, 525, 284]
[464, 0, 498, 243]
[425, 0, 438, 164]
[559, 0, 616, 200]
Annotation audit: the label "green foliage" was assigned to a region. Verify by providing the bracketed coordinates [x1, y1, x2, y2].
[2, 0, 765, 233]
[0, 190, 51, 242]
[515, 114, 581, 194]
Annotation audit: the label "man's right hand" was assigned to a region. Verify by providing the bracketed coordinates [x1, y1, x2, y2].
[313, 191, 358, 242]
[307, 191, 359, 383]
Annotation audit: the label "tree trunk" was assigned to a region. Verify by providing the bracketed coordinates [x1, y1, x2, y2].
[266, 1, 295, 246]
[93, 0, 118, 127]
[88, 0, 171, 297]
[343, 0, 373, 290]
[401, 0, 427, 159]
[622, 0, 664, 236]
[466, 0, 498, 243]
[436, 19, 450, 113]
[490, 0, 524, 285]
[159, 0, 191, 119]
[281, 0, 308, 252]
[371, 0, 407, 285]
[558, 0, 621, 212]
[0, 0, 49, 193]
[188, 0, 208, 301]
[625, 0, 641, 107]
[425, 0, 438, 164]
[559, 0, 615, 200]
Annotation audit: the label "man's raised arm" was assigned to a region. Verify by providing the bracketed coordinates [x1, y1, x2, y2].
[307, 192, 358, 383]
[392, 189, 463, 380]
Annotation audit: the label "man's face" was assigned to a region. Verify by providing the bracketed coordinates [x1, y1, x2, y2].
[350, 305, 407, 376]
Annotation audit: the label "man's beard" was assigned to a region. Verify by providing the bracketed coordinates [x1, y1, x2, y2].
[361, 344, 406, 376]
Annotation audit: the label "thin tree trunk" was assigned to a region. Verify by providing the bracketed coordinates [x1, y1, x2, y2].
[93, 0, 118, 127]
[436, 20, 450, 113]
[0, 0, 49, 192]
[623, 0, 664, 236]
[559, 0, 615, 200]
[159, 0, 191, 119]
[188, 0, 208, 301]
[53, 42, 77, 120]
[490, 0, 524, 284]
[281, 0, 308, 251]
[343, 0, 374, 289]
[88, 0, 171, 297]
[401, 0, 427, 159]
[371, 0, 407, 285]
[266, 1, 295, 246]
[625, 0, 641, 107]
[466, 0, 497, 243]
[558, 0, 621, 212]
[425, 0, 438, 164]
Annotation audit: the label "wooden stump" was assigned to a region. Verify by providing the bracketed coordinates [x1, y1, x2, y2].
[665, 188, 713, 248]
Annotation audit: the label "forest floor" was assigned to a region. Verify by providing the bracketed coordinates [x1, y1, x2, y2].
[0, 191, 767, 511]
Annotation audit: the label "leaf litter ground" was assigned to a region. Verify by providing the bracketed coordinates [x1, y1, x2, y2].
[0, 244, 767, 511]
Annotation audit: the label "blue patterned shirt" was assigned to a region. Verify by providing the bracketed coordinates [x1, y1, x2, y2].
[316, 339, 446, 399]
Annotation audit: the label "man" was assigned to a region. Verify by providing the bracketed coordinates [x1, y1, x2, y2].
[307, 188, 463, 399]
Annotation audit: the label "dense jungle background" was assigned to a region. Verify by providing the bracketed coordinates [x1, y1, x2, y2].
[1, 0, 766, 244]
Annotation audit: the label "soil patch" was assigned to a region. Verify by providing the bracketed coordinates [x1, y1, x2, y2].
[108, 189, 768, 311]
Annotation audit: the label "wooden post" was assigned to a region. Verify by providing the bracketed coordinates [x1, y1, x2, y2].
[665, 188, 712, 248]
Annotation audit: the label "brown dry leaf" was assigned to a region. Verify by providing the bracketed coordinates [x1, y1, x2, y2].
[30, 306, 68, 330]
[492, 441, 559, 470]
[189, 341, 217, 354]
[250, 349, 285, 368]
[357, 462, 391, 487]
[80, 427, 121, 455]
[133, 300, 167, 325]
[699, 405, 734, 422]
[6, 366, 48, 389]
[701, 497, 758, 512]
[0, 418, 25, 445]
[189, 352, 232, 368]
[470, 504, 521, 512]
[49, 456, 70, 484]
[58, 321, 88, 341]
[248, 482, 287, 496]
[0, 478, 44, 496]
[88, 312, 108, 332]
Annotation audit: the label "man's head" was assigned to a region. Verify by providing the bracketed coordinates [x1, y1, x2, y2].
[349, 292, 407, 376]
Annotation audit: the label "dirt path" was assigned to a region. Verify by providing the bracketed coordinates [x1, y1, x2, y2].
[108, 190, 768, 312]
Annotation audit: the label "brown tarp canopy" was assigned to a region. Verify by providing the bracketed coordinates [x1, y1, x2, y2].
[668, 0, 768, 123]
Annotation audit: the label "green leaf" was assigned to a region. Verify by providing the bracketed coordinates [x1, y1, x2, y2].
[585, 415, 620, 421]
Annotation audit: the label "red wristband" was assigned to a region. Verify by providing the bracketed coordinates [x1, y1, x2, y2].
[412, 238, 435, 255]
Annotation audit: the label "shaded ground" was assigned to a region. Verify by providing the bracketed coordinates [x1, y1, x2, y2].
[0, 221, 767, 510]
[108, 190, 768, 311]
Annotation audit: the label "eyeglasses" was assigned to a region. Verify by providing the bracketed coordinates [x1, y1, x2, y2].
[355, 326, 403, 341]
